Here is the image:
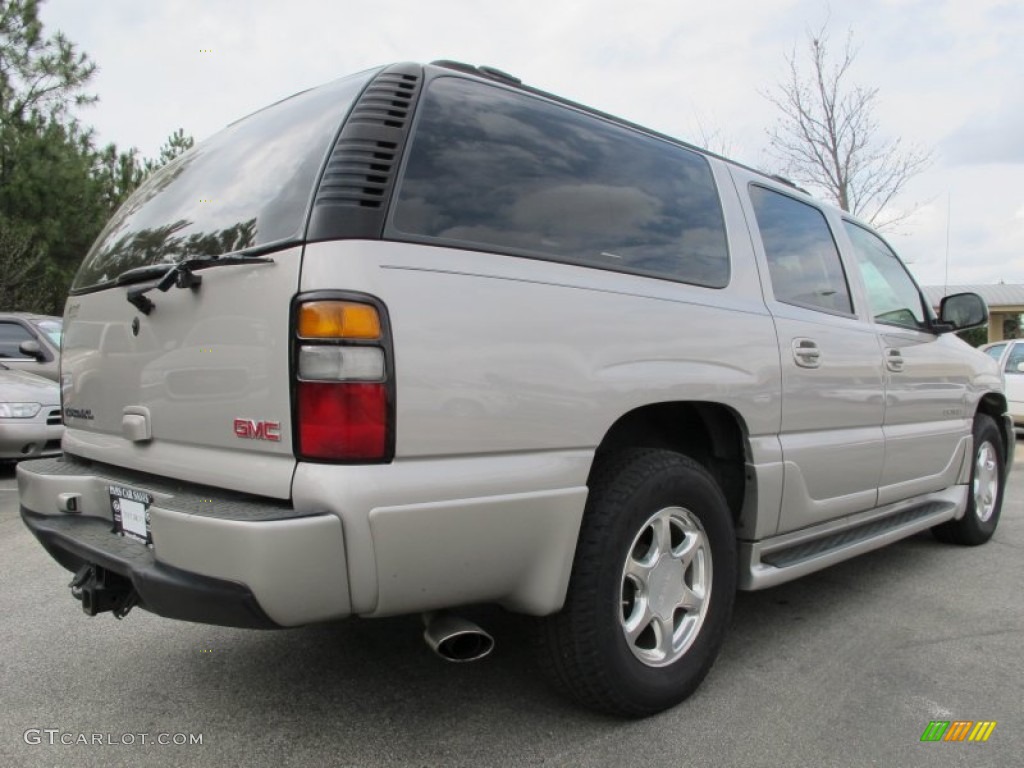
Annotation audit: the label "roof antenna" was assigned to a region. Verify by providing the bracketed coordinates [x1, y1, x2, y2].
[943, 191, 951, 296]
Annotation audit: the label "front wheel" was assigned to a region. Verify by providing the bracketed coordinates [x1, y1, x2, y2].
[537, 449, 736, 717]
[932, 414, 1005, 546]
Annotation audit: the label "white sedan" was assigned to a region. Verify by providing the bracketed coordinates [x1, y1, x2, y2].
[981, 341, 1024, 429]
[0, 363, 63, 460]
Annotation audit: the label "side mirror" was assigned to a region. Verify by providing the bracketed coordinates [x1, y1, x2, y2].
[1016, 362, 1024, 374]
[18, 339, 45, 360]
[938, 292, 988, 332]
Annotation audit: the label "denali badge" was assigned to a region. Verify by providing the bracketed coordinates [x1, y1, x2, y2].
[233, 418, 281, 442]
[64, 407, 94, 420]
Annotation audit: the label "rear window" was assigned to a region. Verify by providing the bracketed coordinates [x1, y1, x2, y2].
[72, 68, 379, 292]
[391, 77, 729, 288]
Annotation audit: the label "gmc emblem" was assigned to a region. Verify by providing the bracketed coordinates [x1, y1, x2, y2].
[233, 418, 281, 442]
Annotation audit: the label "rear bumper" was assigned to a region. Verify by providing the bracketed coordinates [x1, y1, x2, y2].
[18, 450, 591, 625]
[21, 509, 279, 628]
[17, 456, 350, 627]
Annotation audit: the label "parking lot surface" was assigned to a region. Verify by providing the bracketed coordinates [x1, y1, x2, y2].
[2, 452, 1021, 768]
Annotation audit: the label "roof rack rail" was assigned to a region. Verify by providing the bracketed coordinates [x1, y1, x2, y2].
[476, 65, 521, 85]
[430, 60, 522, 85]
[770, 174, 809, 194]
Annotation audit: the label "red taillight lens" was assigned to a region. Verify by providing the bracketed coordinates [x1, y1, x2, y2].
[297, 381, 387, 460]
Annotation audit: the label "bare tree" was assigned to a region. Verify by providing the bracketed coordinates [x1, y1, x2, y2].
[690, 113, 734, 158]
[764, 24, 931, 229]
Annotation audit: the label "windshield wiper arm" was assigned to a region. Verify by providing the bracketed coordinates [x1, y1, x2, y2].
[122, 255, 274, 315]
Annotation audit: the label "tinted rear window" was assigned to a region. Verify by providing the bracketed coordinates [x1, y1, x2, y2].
[72, 69, 379, 292]
[391, 77, 729, 288]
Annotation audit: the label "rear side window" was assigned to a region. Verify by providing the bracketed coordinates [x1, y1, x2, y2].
[749, 186, 853, 315]
[391, 77, 729, 288]
[72, 68, 379, 292]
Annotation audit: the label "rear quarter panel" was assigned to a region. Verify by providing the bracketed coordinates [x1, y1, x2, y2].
[299, 239, 782, 461]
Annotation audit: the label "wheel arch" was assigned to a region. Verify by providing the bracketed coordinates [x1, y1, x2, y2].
[976, 392, 1012, 463]
[589, 401, 749, 526]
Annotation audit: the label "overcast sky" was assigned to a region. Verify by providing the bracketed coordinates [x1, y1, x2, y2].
[40, 0, 1023, 288]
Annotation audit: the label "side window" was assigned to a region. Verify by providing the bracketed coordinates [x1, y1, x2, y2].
[0, 322, 34, 358]
[748, 186, 853, 314]
[1004, 343, 1024, 374]
[392, 77, 730, 288]
[842, 221, 927, 330]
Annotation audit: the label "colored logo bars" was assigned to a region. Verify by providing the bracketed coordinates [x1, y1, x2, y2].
[920, 721, 997, 743]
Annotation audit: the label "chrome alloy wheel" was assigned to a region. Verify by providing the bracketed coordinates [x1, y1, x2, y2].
[973, 440, 999, 523]
[619, 506, 712, 667]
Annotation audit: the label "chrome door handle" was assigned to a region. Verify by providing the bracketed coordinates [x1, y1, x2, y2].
[886, 349, 904, 373]
[792, 338, 821, 368]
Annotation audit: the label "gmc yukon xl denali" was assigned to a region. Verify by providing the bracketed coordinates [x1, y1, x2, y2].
[18, 61, 1012, 717]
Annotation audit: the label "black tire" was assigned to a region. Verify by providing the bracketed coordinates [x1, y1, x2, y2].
[932, 414, 1005, 546]
[537, 449, 736, 717]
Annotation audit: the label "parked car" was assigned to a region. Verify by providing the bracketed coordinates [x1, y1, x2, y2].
[980, 340, 1024, 428]
[17, 61, 1012, 717]
[0, 363, 63, 460]
[0, 313, 63, 382]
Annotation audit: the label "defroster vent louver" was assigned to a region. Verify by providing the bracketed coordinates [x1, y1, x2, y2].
[306, 63, 424, 241]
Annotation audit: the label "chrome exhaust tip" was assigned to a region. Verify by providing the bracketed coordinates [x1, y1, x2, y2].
[422, 612, 494, 662]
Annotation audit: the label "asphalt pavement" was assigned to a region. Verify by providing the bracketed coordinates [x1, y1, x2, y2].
[1, 452, 1021, 768]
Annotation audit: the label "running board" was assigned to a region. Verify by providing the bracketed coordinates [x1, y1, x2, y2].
[738, 486, 968, 590]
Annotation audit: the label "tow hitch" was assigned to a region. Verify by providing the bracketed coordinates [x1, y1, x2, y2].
[69, 564, 138, 619]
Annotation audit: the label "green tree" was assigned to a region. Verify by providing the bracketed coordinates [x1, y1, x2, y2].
[2, 115, 104, 265]
[92, 141, 151, 214]
[956, 327, 989, 348]
[0, 215, 43, 308]
[1, 0, 101, 311]
[143, 127, 194, 174]
[0, 0, 96, 121]
[91, 126, 195, 228]
[0, 1, 195, 313]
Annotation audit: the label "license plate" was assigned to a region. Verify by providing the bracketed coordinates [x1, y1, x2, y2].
[109, 485, 153, 544]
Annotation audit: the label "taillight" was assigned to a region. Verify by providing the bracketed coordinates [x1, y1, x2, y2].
[293, 296, 393, 462]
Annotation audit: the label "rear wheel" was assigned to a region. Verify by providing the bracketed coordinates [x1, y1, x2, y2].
[537, 449, 736, 717]
[932, 414, 1005, 546]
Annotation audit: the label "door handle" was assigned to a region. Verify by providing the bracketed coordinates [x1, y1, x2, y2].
[792, 338, 821, 368]
[886, 349, 904, 373]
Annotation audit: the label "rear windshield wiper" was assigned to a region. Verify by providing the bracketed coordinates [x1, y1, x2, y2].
[118, 255, 274, 315]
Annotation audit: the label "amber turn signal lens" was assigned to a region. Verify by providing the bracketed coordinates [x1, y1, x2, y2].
[299, 301, 381, 340]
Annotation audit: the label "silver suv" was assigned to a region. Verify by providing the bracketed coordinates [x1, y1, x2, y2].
[18, 61, 1011, 717]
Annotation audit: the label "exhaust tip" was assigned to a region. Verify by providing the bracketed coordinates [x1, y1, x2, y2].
[423, 612, 494, 662]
